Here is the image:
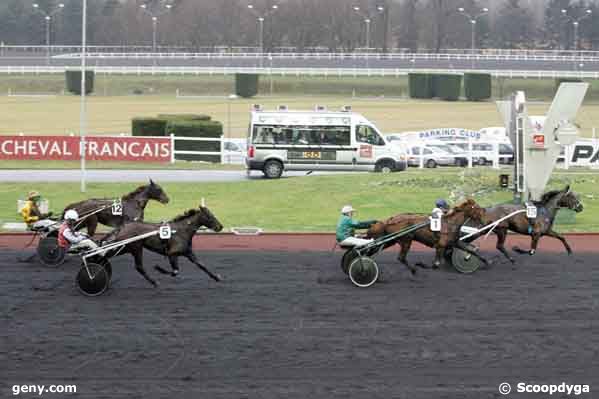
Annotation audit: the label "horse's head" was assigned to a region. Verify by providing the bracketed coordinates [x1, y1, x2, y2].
[450, 198, 484, 223]
[559, 186, 584, 213]
[146, 179, 170, 204]
[197, 205, 224, 232]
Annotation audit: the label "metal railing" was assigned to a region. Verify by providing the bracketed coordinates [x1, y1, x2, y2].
[2, 45, 599, 57]
[49, 51, 599, 62]
[1, 65, 598, 79]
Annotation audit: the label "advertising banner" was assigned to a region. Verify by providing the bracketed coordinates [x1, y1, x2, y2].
[0, 135, 172, 163]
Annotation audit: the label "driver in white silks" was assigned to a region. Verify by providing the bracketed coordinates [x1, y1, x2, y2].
[57, 210, 101, 253]
[336, 205, 377, 248]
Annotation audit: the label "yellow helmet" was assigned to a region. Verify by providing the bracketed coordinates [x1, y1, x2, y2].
[27, 191, 41, 200]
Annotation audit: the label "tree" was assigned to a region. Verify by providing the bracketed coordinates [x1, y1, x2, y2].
[493, 0, 535, 48]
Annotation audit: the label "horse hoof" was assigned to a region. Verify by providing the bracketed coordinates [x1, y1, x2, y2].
[432, 264, 440, 270]
[215, 274, 223, 282]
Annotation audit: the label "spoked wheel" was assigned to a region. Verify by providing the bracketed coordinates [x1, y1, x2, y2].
[341, 248, 359, 275]
[451, 247, 482, 274]
[37, 237, 66, 267]
[76, 262, 111, 296]
[348, 257, 379, 288]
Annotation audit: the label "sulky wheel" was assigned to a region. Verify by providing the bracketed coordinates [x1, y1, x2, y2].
[76, 262, 110, 296]
[451, 248, 483, 274]
[37, 237, 66, 267]
[341, 248, 359, 275]
[348, 257, 379, 288]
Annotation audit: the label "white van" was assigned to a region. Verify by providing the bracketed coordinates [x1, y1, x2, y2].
[246, 107, 407, 178]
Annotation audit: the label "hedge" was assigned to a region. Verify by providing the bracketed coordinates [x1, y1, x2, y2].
[157, 114, 211, 121]
[464, 73, 492, 101]
[131, 117, 168, 137]
[65, 70, 94, 95]
[408, 73, 433, 99]
[433, 74, 462, 101]
[166, 120, 223, 162]
[235, 73, 259, 98]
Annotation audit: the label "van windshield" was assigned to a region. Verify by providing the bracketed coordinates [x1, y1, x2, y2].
[252, 125, 351, 146]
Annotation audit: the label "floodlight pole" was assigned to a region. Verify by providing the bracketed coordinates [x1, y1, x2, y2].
[561, 8, 592, 51]
[457, 7, 489, 54]
[32, 3, 65, 64]
[352, 5, 385, 52]
[247, 4, 279, 67]
[139, 3, 173, 52]
[80, 0, 87, 193]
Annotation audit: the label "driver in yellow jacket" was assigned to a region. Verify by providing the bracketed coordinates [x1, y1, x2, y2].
[21, 191, 54, 230]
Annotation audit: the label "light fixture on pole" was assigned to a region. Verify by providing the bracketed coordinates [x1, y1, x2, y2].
[139, 3, 173, 52]
[561, 8, 592, 51]
[32, 3, 65, 64]
[352, 5, 384, 51]
[247, 3, 279, 66]
[457, 6, 489, 54]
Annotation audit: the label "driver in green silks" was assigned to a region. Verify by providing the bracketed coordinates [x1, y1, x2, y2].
[336, 205, 377, 247]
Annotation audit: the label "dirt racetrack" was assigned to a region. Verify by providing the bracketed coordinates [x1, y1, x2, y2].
[0, 248, 596, 398]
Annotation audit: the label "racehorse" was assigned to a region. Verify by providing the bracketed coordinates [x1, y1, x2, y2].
[101, 202, 224, 287]
[366, 199, 487, 273]
[62, 179, 169, 236]
[473, 185, 583, 262]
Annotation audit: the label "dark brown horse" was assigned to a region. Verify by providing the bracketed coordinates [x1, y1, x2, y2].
[470, 185, 583, 262]
[101, 203, 224, 287]
[367, 199, 486, 273]
[63, 179, 169, 236]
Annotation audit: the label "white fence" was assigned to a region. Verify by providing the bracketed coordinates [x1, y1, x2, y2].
[1, 65, 598, 79]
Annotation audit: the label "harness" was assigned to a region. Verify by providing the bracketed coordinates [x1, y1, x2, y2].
[57, 224, 69, 248]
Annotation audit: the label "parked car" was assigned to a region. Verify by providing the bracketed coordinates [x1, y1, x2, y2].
[498, 143, 514, 164]
[223, 139, 247, 164]
[406, 145, 459, 168]
[426, 143, 471, 166]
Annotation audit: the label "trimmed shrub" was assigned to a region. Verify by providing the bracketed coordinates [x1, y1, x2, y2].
[65, 70, 94, 95]
[166, 120, 223, 162]
[464, 73, 492, 101]
[408, 73, 433, 99]
[235, 73, 259, 98]
[433, 74, 462, 101]
[157, 114, 212, 121]
[131, 117, 168, 137]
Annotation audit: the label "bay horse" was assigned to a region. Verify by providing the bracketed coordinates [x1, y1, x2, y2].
[366, 199, 487, 273]
[62, 179, 169, 236]
[471, 185, 583, 263]
[101, 202, 224, 287]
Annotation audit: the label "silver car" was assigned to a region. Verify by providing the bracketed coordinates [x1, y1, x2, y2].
[407, 146, 458, 168]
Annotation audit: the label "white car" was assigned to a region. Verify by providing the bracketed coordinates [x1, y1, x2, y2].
[222, 139, 247, 164]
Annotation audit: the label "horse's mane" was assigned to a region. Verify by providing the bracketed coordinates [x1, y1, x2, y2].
[538, 189, 563, 204]
[121, 184, 148, 200]
[170, 208, 200, 222]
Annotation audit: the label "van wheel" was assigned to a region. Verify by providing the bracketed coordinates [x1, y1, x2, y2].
[263, 160, 283, 179]
[426, 159, 437, 168]
[375, 160, 395, 173]
[478, 157, 487, 165]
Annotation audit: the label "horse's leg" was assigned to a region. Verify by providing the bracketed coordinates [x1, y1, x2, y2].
[432, 245, 443, 269]
[545, 229, 573, 255]
[495, 229, 515, 263]
[87, 216, 98, 237]
[132, 247, 158, 287]
[397, 239, 416, 275]
[185, 251, 222, 282]
[154, 256, 180, 277]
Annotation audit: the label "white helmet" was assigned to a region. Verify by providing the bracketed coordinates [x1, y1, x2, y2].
[64, 209, 79, 221]
[341, 205, 355, 214]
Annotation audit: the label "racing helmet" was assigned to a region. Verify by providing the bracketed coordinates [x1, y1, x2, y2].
[341, 205, 355, 214]
[435, 199, 449, 210]
[27, 191, 41, 201]
[64, 209, 79, 221]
